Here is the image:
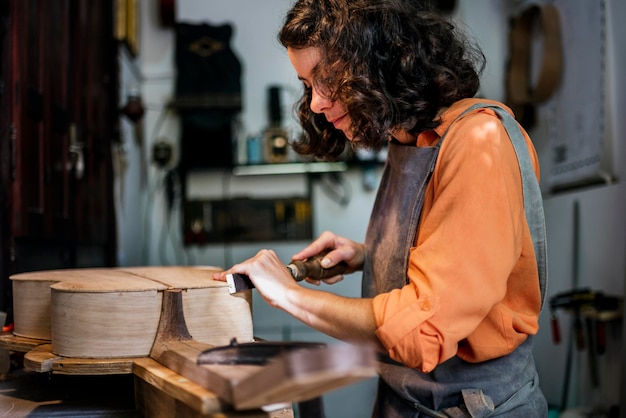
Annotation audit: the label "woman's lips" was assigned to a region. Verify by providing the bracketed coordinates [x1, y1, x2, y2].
[328, 113, 348, 129]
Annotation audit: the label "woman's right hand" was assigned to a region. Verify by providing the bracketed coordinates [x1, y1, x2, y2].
[291, 231, 365, 285]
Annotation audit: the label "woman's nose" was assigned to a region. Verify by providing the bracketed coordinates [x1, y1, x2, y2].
[310, 87, 331, 114]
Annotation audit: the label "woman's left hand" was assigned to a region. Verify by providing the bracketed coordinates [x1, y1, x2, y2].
[213, 249, 298, 309]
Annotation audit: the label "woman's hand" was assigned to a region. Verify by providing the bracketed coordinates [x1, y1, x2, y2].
[291, 231, 365, 286]
[213, 238, 379, 348]
[213, 249, 298, 309]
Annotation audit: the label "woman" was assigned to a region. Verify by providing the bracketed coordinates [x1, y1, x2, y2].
[214, 0, 549, 416]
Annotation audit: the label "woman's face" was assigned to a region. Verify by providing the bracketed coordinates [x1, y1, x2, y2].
[287, 47, 356, 141]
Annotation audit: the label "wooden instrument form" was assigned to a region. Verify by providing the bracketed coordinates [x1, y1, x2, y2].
[11, 266, 253, 358]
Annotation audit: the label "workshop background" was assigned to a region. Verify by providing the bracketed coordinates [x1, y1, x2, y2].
[1, 0, 625, 417]
[120, 0, 626, 416]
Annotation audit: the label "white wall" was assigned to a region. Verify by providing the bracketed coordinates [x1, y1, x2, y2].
[115, 0, 626, 415]
[537, 184, 626, 412]
[177, 0, 301, 140]
[518, 0, 626, 413]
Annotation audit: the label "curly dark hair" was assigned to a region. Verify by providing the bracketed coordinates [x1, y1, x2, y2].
[278, 0, 485, 160]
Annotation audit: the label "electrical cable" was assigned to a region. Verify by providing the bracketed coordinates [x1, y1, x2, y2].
[140, 170, 165, 265]
[140, 101, 173, 265]
[157, 168, 189, 266]
[169, 169, 188, 265]
[221, 169, 233, 270]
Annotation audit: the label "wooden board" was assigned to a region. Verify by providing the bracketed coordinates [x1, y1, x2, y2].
[22, 343, 63, 372]
[133, 357, 294, 417]
[23, 343, 135, 375]
[232, 344, 377, 410]
[0, 333, 49, 352]
[150, 290, 378, 411]
[133, 356, 224, 415]
[156, 338, 377, 411]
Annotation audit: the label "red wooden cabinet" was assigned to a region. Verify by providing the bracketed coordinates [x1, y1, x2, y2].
[0, 0, 119, 317]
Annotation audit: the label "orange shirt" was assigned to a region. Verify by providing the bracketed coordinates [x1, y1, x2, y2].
[372, 98, 543, 373]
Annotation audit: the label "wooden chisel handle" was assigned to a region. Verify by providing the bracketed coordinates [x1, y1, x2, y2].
[226, 255, 347, 294]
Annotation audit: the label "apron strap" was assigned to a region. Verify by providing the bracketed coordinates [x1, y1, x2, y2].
[452, 103, 548, 307]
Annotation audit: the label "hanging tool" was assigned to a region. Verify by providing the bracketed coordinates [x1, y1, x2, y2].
[549, 288, 594, 349]
[226, 253, 348, 294]
[549, 289, 621, 350]
[549, 288, 622, 390]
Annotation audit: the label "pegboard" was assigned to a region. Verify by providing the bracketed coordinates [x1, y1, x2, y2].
[536, 0, 608, 191]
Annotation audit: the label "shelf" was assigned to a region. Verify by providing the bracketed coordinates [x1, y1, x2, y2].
[231, 162, 348, 176]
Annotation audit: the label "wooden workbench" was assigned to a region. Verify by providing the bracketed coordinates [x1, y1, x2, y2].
[0, 334, 293, 418]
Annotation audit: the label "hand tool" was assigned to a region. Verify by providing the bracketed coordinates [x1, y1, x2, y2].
[197, 338, 325, 366]
[549, 288, 623, 397]
[226, 253, 348, 294]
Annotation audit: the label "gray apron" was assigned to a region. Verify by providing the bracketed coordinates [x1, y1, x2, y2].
[362, 104, 548, 417]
